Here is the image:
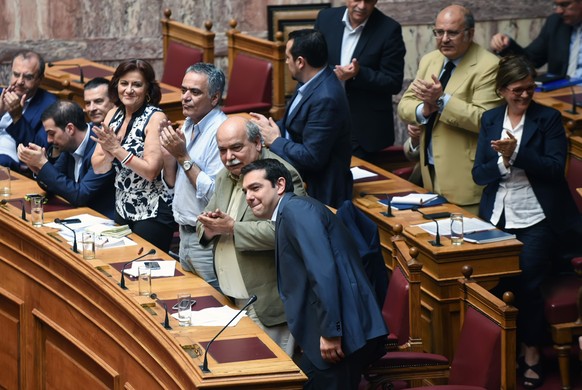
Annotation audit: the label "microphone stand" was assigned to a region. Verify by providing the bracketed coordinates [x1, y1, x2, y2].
[412, 207, 443, 247]
[118, 249, 157, 289]
[55, 218, 80, 253]
[20, 200, 27, 221]
[47, 62, 85, 84]
[162, 303, 172, 330]
[360, 191, 394, 217]
[201, 295, 257, 373]
[566, 83, 578, 114]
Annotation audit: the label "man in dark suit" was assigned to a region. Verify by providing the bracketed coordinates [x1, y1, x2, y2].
[241, 158, 387, 390]
[0, 50, 57, 170]
[490, 1, 582, 77]
[251, 29, 353, 209]
[17, 100, 115, 218]
[314, 0, 405, 160]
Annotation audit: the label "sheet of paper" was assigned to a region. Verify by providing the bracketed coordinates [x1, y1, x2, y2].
[414, 217, 496, 236]
[171, 305, 247, 327]
[351, 166, 378, 180]
[392, 193, 438, 205]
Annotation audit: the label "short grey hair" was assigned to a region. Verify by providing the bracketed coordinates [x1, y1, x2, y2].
[185, 62, 225, 101]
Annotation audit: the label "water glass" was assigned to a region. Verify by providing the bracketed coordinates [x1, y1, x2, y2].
[30, 197, 44, 227]
[82, 232, 96, 259]
[450, 213, 464, 245]
[177, 293, 192, 326]
[138, 266, 151, 296]
[0, 166, 10, 197]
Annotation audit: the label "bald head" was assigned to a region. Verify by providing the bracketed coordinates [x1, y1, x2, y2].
[216, 116, 263, 177]
[434, 5, 475, 60]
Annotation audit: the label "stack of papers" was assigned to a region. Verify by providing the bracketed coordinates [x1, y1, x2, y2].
[414, 217, 495, 236]
[95, 225, 132, 238]
[351, 166, 378, 181]
[171, 305, 247, 327]
[392, 194, 438, 205]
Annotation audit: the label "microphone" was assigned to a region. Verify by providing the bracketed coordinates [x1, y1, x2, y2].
[118, 249, 156, 289]
[47, 62, 85, 84]
[20, 200, 27, 221]
[360, 192, 394, 217]
[566, 81, 578, 114]
[162, 303, 172, 330]
[55, 218, 80, 253]
[201, 295, 257, 373]
[412, 207, 443, 247]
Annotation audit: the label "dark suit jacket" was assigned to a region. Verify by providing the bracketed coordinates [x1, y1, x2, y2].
[315, 6, 405, 152]
[472, 101, 582, 240]
[275, 193, 387, 370]
[36, 132, 115, 219]
[271, 66, 353, 208]
[3, 88, 58, 148]
[501, 14, 571, 76]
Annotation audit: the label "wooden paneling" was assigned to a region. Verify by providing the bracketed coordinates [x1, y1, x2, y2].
[0, 289, 23, 390]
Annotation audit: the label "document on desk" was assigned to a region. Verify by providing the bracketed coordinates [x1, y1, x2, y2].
[351, 166, 378, 180]
[415, 217, 495, 236]
[391, 193, 438, 205]
[171, 305, 247, 327]
[124, 260, 176, 278]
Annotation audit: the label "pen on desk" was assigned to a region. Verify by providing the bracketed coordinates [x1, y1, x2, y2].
[138, 247, 144, 255]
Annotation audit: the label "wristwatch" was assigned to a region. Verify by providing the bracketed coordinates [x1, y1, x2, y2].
[181, 160, 193, 172]
[436, 95, 445, 111]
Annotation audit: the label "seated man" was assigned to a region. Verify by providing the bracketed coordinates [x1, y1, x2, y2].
[0, 50, 57, 170]
[241, 158, 387, 389]
[17, 100, 115, 218]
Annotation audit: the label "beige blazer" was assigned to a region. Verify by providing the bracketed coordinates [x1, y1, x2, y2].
[398, 42, 503, 206]
[197, 148, 306, 326]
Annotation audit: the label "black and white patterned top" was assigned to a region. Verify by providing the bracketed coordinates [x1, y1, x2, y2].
[108, 104, 172, 221]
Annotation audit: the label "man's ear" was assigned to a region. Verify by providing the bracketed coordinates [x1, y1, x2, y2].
[276, 177, 287, 195]
[65, 123, 75, 135]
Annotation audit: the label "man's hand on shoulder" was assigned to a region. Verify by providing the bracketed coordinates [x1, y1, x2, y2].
[250, 113, 280, 147]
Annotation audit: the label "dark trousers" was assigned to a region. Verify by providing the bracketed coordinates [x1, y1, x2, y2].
[299, 337, 385, 390]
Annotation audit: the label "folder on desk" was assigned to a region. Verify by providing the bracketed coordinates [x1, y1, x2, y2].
[535, 77, 582, 92]
[380, 195, 447, 210]
[463, 229, 516, 244]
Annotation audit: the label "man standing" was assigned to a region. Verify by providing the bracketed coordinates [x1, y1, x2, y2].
[160, 63, 227, 290]
[83, 77, 115, 126]
[398, 5, 502, 213]
[315, 0, 405, 160]
[490, 0, 582, 78]
[251, 29, 352, 209]
[241, 158, 386, 389]
[0, 50, 57, 170]
[17, 100, 115, 218]
[196, 116, 306, 354]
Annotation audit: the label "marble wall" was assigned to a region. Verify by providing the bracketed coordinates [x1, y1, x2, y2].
[0, 0, 553, 143]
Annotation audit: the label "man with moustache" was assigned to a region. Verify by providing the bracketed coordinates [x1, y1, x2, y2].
[159, 63, 227, 289]
[398, 5, 502, 214]
[84, 77, 115, 126]
[196, 116, 305, 354]
[0, 50, 57, 170]
[490, 0, 582, 78]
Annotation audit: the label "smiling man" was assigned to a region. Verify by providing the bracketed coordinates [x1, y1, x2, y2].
[83, 77, 115, 126]
[0, 50, 57, 170]
[241, 158, 386, 390]
[491, 0, 582, 78]
[196, 116, 305, 355]
[398, 4, 502, 214]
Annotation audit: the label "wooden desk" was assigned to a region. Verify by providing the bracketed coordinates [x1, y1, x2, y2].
[41, 58, 184, 123]
[0, 173, 305, 389]
[352, 157, 522, 358]
[535, 87, 582, 134]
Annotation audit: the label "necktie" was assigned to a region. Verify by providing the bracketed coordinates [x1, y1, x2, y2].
[424, 61, 456, 164]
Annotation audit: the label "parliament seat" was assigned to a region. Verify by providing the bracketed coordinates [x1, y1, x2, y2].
[223, 19, 286, 120]
[160, 9, 215, 88]
[366, 265, 517, 390]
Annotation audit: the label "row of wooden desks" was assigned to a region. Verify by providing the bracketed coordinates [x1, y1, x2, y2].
[351, 157, 522, 359]
[41, 57, 184, 123]
[0, 171, 305, 389]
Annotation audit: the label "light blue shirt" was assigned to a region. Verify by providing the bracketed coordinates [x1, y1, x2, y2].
[171, 107, 227, 226]
[72, 124, 91, 182]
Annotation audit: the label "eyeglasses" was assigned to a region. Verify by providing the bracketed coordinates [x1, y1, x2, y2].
[505, 84, 536, 96]
[553, 1, 573, 10]
[432, 28, 469, 39]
